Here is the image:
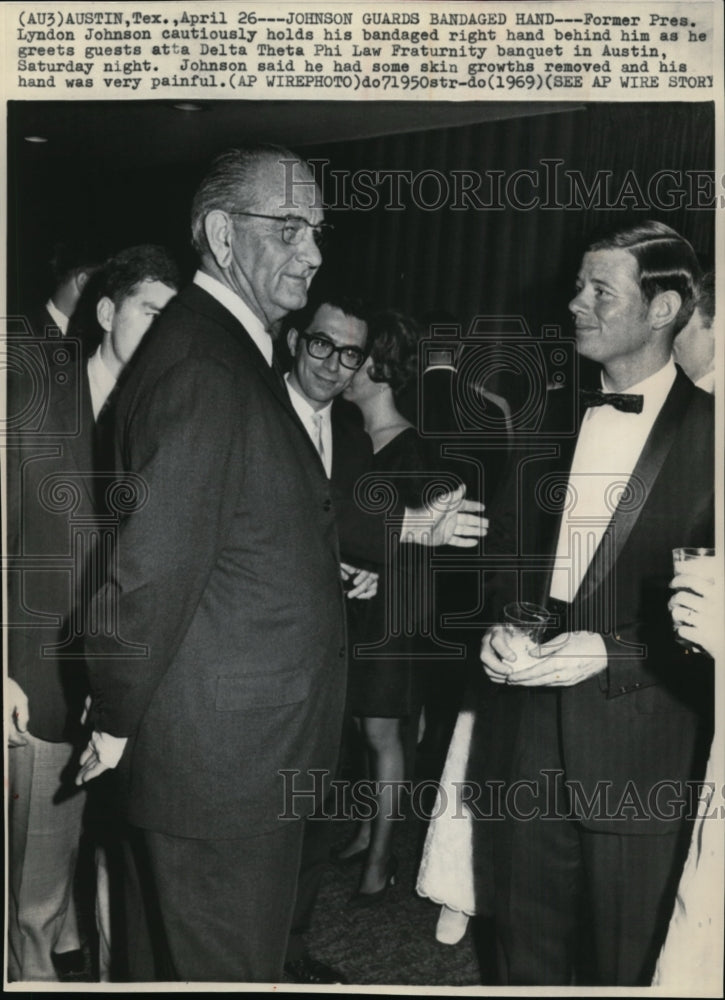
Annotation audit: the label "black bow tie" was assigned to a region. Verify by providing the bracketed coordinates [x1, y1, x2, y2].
[580, 388, 644, 414]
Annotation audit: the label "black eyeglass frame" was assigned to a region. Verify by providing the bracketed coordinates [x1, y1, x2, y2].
[229, 211, 333, 248]
[296, 331, 367, 371]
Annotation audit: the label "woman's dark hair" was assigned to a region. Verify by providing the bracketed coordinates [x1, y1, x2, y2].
[366, 309, 420, 397]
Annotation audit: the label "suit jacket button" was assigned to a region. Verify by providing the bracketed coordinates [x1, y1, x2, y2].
[323, 499, 332, 512]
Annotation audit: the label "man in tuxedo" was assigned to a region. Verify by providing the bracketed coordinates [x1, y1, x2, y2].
[75, 149, 488, 983]
[6, 245, 178, 981]
[477, 221, 714, 985]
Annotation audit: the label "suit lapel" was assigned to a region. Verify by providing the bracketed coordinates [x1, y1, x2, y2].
[185, 284, 327, 478]
[52, 362, 96, 509]
[576, 369, 694, 604]
[532, 393, 584, 602]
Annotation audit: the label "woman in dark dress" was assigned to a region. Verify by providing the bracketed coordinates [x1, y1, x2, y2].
[339, 310, 432, 901]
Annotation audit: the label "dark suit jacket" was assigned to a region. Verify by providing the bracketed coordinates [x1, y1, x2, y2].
[20, 301, 64, 339]
[6, 351, 96, 742]
[85, 283, 347, 840]
[476, 368, 714, 834]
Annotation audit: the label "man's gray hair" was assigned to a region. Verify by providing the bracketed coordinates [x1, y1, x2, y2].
[190, 144, 304, 257]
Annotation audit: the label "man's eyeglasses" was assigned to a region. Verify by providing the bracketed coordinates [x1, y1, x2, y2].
[230, 212, 333, 249]
[298, 332, 366, 371]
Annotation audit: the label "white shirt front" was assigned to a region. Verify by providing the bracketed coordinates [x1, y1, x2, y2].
[285, 374, 333, 477]
[86, 348, 117, 421]
[193, 270, 273, 366]
[46, 298, 69, 334]
[548, 358, 677, 603]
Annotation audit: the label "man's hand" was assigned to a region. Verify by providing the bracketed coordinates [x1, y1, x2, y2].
[75, 730, 127, 785]
[481, 628, 607, 687]
[480, 625, 519, 684]
[669, 572, 721, 658]
[341, 563, 379, 600]
[403, 484, 488, 548]
[6, 678, 29, 747]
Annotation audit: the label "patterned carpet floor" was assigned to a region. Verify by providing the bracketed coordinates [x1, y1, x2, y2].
[61, 717, 497, 989]
[297, 814, 495, 989]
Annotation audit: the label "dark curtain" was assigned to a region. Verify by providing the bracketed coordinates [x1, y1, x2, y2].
[310, 103, 714, 336]
[8, 102, 714, 338]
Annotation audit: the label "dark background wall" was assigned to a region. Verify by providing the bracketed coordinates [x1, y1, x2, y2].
[8, 100, 714, 349]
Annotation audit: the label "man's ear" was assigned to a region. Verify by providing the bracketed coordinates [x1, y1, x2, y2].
[204, 210, 235, 269]
[287, 327, 299, 357]
[75, 269, 91, 293]
[649, 289, 682, 331]
[96, 296, 115, 334]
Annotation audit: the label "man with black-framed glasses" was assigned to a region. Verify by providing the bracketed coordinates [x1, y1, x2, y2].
[286, 297, 369, 473]
[283, 294, 372, 985]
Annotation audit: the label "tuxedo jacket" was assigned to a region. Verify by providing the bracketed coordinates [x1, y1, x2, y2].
[476, 368, 714, 834]
[85, 283, 347, 839]
[6, 352, 96, 742]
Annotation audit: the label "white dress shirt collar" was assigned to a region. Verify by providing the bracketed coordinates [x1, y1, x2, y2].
[599, 356, 677, 418]
[87, 347, 117, 421]
[193, 270, 273, 366]
[46, 298, 69, 334]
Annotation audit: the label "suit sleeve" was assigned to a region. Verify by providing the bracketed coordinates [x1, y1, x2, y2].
[334, 492, 389, 566]
[85, 355, 242, 737]
[600, 488, 714, 704]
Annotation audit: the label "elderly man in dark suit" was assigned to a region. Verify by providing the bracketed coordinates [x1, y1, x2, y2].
[75, 147, 485, 983]
[6, 245, 178, 981]
[477, 221, 713, 985]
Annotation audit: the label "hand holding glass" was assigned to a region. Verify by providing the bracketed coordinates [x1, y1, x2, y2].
[502, 602, 553, 661]
[670, 548, 716, 652]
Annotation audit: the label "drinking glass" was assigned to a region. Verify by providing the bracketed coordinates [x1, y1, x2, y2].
[671, 547, 715, 650]
[502, 601, 553, 659]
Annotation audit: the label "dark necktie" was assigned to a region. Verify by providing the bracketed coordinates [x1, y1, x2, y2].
[271, 357, 287, 391]
[580, 388, 644, 414]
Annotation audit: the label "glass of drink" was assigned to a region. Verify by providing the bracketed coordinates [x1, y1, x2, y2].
[502, 601, 554, 660]
[672, 547, 716, 578]
[671, 547, 715, 650]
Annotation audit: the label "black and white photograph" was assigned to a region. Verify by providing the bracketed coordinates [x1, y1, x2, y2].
[3, 0, 723, 993]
